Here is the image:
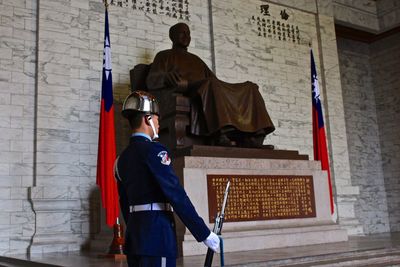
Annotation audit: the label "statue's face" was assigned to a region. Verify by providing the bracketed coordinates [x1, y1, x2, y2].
[172, 24, 191, 48]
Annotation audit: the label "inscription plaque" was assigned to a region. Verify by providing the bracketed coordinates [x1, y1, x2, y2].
[207, 175, 316, 223]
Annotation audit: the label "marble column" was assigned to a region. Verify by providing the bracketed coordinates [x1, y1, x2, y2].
[28, 187, 80, 253]
[28, 0, 81, 253]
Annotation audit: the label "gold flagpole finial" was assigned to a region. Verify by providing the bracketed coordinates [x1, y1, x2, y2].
[103, 0, 109, 9]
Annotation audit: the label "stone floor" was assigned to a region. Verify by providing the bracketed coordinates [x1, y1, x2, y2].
[1, 232, 400, 266]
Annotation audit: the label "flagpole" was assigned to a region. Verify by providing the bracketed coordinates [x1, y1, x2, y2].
[103, 0, 109, 9]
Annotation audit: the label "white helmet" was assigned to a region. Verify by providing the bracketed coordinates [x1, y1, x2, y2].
[122, 90, 159, 118]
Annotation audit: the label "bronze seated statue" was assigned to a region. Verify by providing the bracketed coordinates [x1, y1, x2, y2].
[129, 22, 275, 150]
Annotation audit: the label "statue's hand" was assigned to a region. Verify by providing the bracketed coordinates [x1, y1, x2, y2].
[175, 78, 188, 92]
[165, 71, 188, 92]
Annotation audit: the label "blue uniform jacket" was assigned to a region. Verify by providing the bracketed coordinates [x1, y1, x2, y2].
[116, 135, 210, 257]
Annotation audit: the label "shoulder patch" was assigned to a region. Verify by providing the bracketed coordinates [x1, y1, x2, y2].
[157, 151, 171, 165]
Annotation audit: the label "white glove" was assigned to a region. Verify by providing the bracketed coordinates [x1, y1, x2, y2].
[203, 232, 220, 253]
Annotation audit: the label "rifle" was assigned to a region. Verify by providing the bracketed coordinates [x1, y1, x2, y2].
[204, 180, 231, 267]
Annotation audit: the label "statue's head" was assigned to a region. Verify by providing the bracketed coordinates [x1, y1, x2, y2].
[169, 22, 191, 49]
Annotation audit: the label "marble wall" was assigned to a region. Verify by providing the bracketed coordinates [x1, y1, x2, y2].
[334, 0, 400, 234]
[337, 38, 390, 234]
[333, 0, 379, 31]
[377, 0, 400, 30]
[334, 0, 400, 32]
[370, 32, 400, 232]
[0, 0, 36, 255]
[336, 4, 400, 233]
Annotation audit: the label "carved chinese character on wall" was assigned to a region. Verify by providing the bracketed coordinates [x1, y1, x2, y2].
[260, 4, 270, 16]
[110, 0, 190, 21]
[250, 1, 301, 44]
[280, 9, 289, 20]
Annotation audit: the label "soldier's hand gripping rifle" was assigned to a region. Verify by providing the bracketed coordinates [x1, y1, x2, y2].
[204, 180, 231, 267]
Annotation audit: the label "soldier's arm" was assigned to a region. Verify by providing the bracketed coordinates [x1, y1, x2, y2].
[146, 144, 210, 242]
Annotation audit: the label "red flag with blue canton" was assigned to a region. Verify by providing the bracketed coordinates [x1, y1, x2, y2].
[311, 49, 334, 215]
[96, 7, 119, 227]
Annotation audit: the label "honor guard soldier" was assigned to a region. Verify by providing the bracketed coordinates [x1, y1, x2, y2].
[115, 91, 220, 267]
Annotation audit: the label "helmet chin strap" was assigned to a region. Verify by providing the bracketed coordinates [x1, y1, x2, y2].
[147, 115, 159, 140]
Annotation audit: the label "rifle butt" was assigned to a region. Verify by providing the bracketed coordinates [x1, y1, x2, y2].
[204, 248, 214, 267]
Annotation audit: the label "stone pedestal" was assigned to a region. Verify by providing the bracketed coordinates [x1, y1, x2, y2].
[28, 187, 80, 254]
[89, 206, 115, 253]
[173, 156, 348, 256]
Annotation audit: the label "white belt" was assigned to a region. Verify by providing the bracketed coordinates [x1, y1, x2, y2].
[129, 202, 173, 213]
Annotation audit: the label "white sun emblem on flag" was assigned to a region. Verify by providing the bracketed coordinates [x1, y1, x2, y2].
[103, 36, 112, 80]
[312, 74, 320, 103]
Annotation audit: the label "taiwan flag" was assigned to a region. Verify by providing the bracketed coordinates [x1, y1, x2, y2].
[311, 49, 334, 215]
[96, 7, 119, 227]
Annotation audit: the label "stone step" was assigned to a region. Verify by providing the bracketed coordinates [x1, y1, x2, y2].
[183, 224, 347, 256]
[0, 256, 60, 267]
[227, 247, 400, 267]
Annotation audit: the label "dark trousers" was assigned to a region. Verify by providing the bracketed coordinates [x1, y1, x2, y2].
[127, 255, 176, 267]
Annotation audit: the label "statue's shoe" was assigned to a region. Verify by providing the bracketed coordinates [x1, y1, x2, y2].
[216, 134, 236, 147]
[241, 136, 263, 148]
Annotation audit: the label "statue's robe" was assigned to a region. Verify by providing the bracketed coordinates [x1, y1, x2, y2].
[146, 48, 275, 137]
